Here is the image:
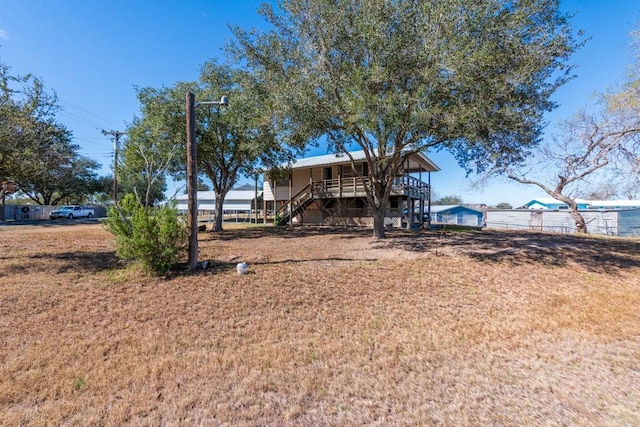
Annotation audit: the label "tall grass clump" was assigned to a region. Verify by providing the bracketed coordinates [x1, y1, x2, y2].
[103, 194, 187, 275]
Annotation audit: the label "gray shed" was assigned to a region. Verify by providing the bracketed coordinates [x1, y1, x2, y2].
[429, 205, 484, 227]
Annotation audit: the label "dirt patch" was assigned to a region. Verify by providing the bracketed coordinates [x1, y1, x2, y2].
[1, 224, 639, 425]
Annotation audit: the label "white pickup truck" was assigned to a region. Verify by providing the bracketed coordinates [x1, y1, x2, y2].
[49, 205, 95, 220]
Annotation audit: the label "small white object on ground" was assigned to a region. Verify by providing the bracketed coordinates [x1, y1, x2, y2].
[236, 262, 248, 275]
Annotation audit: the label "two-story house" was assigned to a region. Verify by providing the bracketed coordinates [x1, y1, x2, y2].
[262, 150, 440, 228]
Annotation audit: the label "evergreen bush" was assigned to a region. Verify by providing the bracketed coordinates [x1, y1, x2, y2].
[103, 194, 187, 275]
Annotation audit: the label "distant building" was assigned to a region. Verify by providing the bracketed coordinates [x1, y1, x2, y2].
[583, 200, 640, 210]
[429, 205, 484, 227]
[523, 198, 590, 209]
[175, 188, 261, 216]
[522, 198, 640, 210]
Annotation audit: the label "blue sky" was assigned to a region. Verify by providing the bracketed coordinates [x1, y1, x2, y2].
[1, 0, 638, 206]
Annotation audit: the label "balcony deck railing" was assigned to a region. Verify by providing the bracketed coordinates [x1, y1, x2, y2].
[312, 175, 430, 199]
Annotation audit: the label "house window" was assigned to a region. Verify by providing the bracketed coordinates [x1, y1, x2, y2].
[342, 163, 364, 178]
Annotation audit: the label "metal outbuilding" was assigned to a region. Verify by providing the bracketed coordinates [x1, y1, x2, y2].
[174, 188, 262, 219]
[429, 205, 484, 227]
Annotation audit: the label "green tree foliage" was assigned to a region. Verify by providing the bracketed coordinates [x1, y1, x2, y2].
[85, 175, 115, 205]
[434, 195, 464, 206]
[103, 194, 187, 275]
[0, 60, 103, 205]
[17, 132, 103, 205]
[196, 179, 211, 192]
[0, 61, 29, 184]
[120, 117, 173, 207]
[131, 61, 298, 232]
[116, 168, 167, 207]
[494, 202, 513, 210]
[232, 0, 580, 238]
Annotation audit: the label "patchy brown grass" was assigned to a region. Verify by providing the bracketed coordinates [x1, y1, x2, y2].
[1, 224, 639, 426]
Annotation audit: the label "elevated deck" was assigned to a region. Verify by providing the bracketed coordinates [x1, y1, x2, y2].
[310, 175, 430, 199]
[275, 175, 430, 225]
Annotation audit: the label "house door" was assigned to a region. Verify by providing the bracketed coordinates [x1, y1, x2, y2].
[323, 167, 333, 181]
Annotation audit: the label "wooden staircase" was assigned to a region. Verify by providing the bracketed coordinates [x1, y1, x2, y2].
[275, 182, 318, 225]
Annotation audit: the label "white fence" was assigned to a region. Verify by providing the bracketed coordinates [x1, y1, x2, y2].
[486, 209, 640, 237]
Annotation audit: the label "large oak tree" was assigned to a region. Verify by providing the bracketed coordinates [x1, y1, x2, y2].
[0, 61, 103, 207]
[130, 61, 298, 231]
[232, 0, 581, 238]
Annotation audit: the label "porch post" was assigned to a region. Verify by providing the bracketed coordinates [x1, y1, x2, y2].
[406, 197, 411, 229]
[419, 167, 425, 226]
[411, 198, 416, 229]
[289, 171, 293, 227]
[427, 171, 432, 227]
[263, 197, 267, 224]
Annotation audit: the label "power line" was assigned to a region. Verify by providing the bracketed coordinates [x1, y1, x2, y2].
[101, 130, 127, 203]
[59, 98, 121, 127]
[58, 109, 112, 130]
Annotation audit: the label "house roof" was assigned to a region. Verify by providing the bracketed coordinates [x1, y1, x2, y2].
[526, 197, 591, 206]
[430, 205, 483, 214]
[524, 198, 640, 208]
[588, 200, 640, 207]
[288, 150, 440, 172]
[175, 189, 261, 201]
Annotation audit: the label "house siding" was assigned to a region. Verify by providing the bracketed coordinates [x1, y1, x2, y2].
[263, 182, 275, 202]
[263, 180, 292, 202]
[430, 206, 483, 227]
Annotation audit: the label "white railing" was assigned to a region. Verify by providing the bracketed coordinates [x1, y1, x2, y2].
[316, 175, 429, 199]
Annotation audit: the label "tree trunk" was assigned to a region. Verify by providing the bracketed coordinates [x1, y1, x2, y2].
[372, 210, 386, 239]
[212, 195, 225, 232]
[371, 184, 387, 239]
[144, 176, 153, 208]
[568, 208, 588, 234]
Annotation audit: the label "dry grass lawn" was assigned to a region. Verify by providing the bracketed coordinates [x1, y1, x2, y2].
[1, 223, 639, 426]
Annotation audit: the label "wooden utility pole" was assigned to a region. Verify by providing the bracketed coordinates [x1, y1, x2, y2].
[186, 92, 198, 271]
[102, 129, 127, 204]
[185, 93, 228, 271]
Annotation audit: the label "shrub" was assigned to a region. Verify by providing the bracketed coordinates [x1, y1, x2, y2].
[103, 194, 187, 275]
